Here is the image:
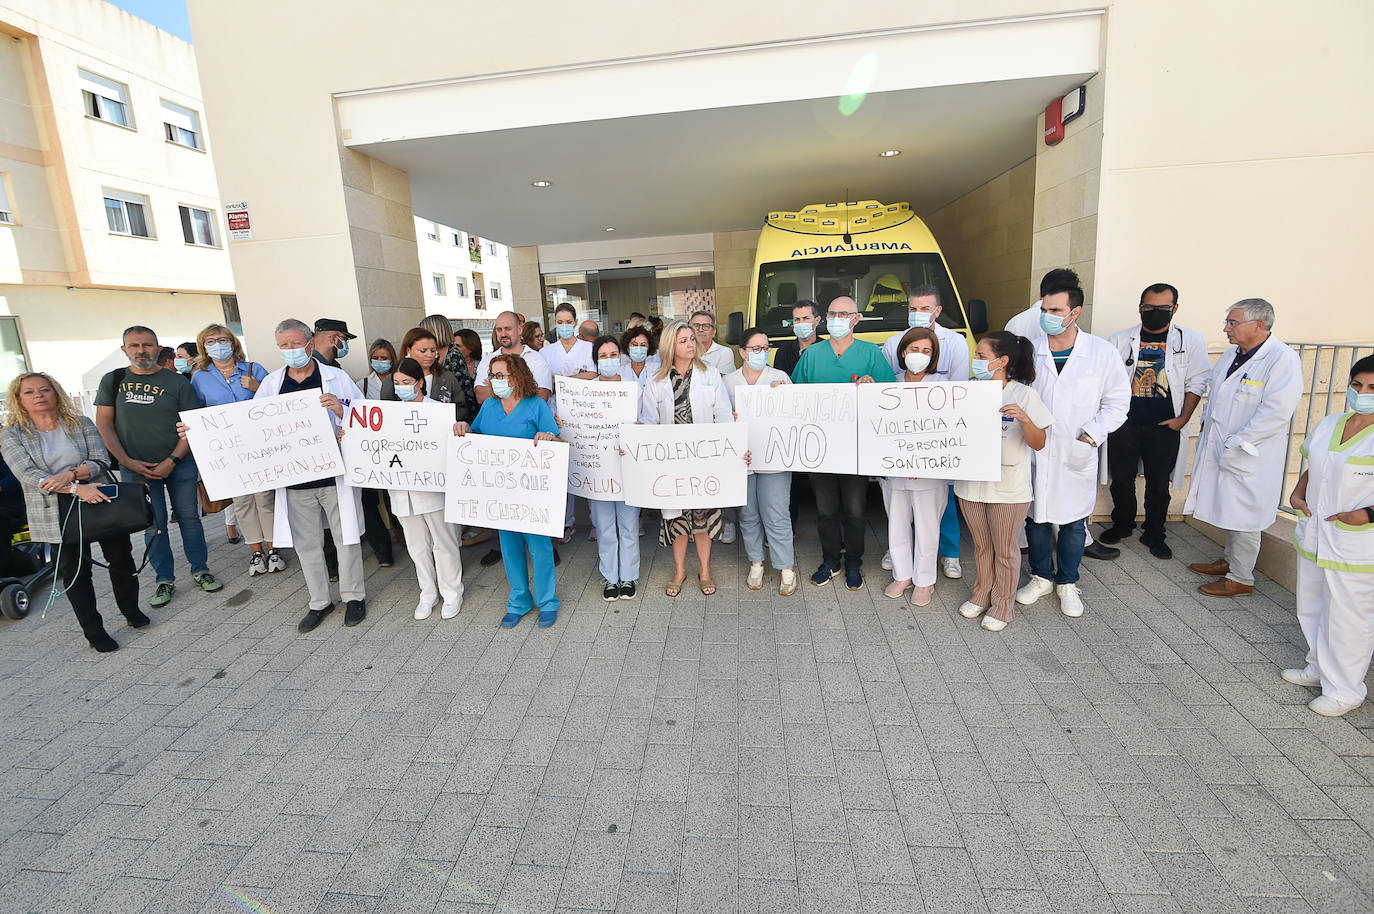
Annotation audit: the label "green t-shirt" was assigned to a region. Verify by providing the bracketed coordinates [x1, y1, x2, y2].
[94, 366, 198, 464]
[791, 338, 896, 385]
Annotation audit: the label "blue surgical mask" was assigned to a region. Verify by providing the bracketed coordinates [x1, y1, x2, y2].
[336, 339, 349, 358]
[394, 384, 418, 401]
[971, 359, 995, 381]
[206, 342, 234, 361]
[556, 324, 576, 340]
[628, 345, 649, 363]
[907, 312, 933, 329]
[794, 321, 815, 341]
[746, 350, 769, 371]
[598, 358, 619, 378]
[1348, 388, 1374, 415]
[1040, 311, 1069, 335]
[827, 317, 852, 339]
[371, 359, 392, 375]
[491, 378, 512, 399]
[174, 358, 191, 373]
[281, 348, 311, 368]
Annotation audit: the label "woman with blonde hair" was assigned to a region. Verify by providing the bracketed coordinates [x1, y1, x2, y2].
[1, 372, 144, 651]
[188, 323, 284, 577]
[421, 314, 478, 423]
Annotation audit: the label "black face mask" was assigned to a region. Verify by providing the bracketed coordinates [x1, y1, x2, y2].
[1140, 308, 1173, 332]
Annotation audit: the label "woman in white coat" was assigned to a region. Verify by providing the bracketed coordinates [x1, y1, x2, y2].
[1284, 355, 1374, 716]
[1184, 299, 1303, 597]
[639, 319, 733, 597]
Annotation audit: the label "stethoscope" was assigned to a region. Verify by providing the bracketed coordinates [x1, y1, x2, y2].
[1124, 326, 1185, 366]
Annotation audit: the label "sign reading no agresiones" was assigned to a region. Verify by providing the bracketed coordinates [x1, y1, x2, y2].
[340, 399, 451, 492]
[733, 382, 857, 473]
[618, 423, 748, 509]
[181, 391, 343, 499]
[856, 381, 1002, 481]
[443, 433, 569, 538]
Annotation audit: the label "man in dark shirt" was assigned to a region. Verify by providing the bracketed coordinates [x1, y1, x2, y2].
[771, 300, 824, 377]
[312, 318, 355, 368]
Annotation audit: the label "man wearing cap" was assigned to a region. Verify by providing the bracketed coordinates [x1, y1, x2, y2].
[313, 318, 355, 368]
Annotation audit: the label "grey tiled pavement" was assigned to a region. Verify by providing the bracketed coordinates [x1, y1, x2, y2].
[3, 500, 1374, 914]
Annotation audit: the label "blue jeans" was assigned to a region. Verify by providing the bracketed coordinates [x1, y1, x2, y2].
[939, 485, 961, 558]
[588, 500, 640, 583]
[123, 458, 208, 584]
[740, 472, 794, 570]
[497, 530, 559, 615]
[1025, 517, 1087, 585]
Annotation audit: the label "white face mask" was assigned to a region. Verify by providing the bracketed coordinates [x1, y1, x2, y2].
[904, 352, 932, 375]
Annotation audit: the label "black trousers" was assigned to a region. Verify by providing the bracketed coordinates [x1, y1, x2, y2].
[359, 488, 395, 563]
[1107, 422, 1180, 543]
[812, 473, 870, 569]
[56, 535, 140, 642]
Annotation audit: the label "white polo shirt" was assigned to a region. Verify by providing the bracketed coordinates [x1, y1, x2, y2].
[475, 345, 553, 393]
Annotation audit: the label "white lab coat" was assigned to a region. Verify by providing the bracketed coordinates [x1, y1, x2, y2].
[255, 363, 365, 547]
[1005, 300, 1045, 340]
[1294, 411, 1374, 705]
[880, 323, 971, 381]
[1101, 322, 1212, 485]
[638, 362, 733, 520]
[1183, 334, 1303, 532]
[1028, 330, 1130, 524]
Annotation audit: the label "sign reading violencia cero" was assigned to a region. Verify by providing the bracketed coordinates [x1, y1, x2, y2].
[789, 241, 913, 257]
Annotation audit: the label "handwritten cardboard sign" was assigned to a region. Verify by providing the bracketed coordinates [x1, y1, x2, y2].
[339, 399, 451, 491]
[443, 433, 569, 537]
[856, 381, 1002, 481]
[733, 382, 857, 473]
[618, 422, 748, 509]
[181, 391, 343, 499]
[555, 377, 638, 501]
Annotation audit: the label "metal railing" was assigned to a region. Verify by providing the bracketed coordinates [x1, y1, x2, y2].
[1278, 342, 1374, 515]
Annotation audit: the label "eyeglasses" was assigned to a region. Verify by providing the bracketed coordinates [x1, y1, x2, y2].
[1222, 318, 1252, 328]
[489, 372, 508, 380]
[826, 312, 857, 320]
[742, 345, 769, 353]
[204, 336, 233, 346]
[690, 322, 714, 330]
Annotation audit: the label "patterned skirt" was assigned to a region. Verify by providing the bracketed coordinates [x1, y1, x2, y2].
[658, 508, 723, 547]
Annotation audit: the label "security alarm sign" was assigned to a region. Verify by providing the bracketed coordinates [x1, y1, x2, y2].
[225, 201, 252, 241]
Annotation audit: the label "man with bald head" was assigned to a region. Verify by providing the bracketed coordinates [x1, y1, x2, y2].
[792, 295, 895, 592]
[578, 319, 599, 343]
[475, 310, 553, 402]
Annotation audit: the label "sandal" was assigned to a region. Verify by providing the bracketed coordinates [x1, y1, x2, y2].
[666, 577, 685, 598]
[699, 575, 716, 596]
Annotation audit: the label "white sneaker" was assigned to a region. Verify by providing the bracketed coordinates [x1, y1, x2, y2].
[940, 557, 962, 579]
[721, 522, 737, 544]
[881, 550, 893, 571]
[266, 550, 287, 573]
[1015, 575, 1054, 606]
[414, 600, 434, 621]
[779, 568, 797, 596]
[1309, 694, 1362, 717]
[981, 615, 1008, 632]
[958, 600, 987, 619]
[247, 552, 267, 576]
[1056, 583, 1084, 618]
[1281, 667, 1321, 688]
[440, 601, 461, 620]
[746, 562, 764, 591]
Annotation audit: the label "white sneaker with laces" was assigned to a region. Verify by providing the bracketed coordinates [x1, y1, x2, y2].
[721, 522, 737, 544]
[266, 550, 287, 573]
[414, 600, 434, 621]
[440, 601, 461, 620]
[958, 600, 987, 619]
[779, 568, 797, 596]
[981, 615, 1008, 632]
[1056, 583, 1085, 618]
[1281, 667, 1321, 688]
[248, 552, 267, 576]
[1309, 694, 1361, 717]
[881, 551, 893, 571]
[941, 557, 962, 579]
[746, 562, 764, 590]
[1015, 575, 1054, 606]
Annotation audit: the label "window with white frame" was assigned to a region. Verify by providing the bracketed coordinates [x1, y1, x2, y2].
[432, 273, 446, 295]
[161, 100, 203, 150]
[104, 189, 152, 237]
[490, 281, 502, 300]
[79, 69, 132, 127]
[453, 277, 467, 297]
[178, 204, 217, 246]
[426, 222, 439, 241]
[0, 176, 14, 225]
[484, 241, 497, 256]
[451, 231, 461, 246]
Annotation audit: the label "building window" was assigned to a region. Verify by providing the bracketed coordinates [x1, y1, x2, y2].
[0, 316, 29, 394]
[79, 69, 132, 128]
[426, 222, 439, 241]
[179, 204, 217, 246]
[161, 100, 203, 150]
[474, 289, 486, 311]
[452, 231, 461, 246]
[490, 282, 502, 300]
[485, 241, 497, 256]
[0, 176, 14, 225]
[104, 190, 152, 238]
[432, 273, 446, 295]
[454, 278, 467, 297]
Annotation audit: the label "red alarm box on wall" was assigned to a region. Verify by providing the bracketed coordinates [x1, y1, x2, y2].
[1044, 86, 1085, 147]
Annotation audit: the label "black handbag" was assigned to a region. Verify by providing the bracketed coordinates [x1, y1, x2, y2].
[56, 482, 156, 545]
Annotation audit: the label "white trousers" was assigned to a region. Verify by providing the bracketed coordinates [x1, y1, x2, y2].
[396, 510, 465, 606]
[1297, 558, 1374, 706]
[888, 485, 948, 587]
[1224, 530, 1263, 585]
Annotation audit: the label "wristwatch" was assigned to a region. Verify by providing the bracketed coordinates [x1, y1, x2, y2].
[1366, 506, 1374, 524]
[170, 455, 183, 465]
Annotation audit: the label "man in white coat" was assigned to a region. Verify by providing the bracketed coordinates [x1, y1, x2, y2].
[1100, 283, 1211, 560]
[1015, 279, 1130, 618]
[256, 318, 367, 633]
[1185, 298, 1302, 597]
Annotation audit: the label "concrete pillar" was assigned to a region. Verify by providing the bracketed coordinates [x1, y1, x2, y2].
[712, 230, 760, 333]
[509, 245, 543, 323]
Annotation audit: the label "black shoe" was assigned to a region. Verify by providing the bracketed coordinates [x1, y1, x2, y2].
[845, 566, 864, 591]
[1083, 542, 1121, 561]
[124, 608, 151, 629]
[603, 581, 619, 602]
[619, 580, 637, 601]
[554, 548, 561, 567]
[327, 567, 340, 583]
[298, 603, 335, 633]
[87, 631, 119, 652]
[1097, 525, 1132, 545]
[480, 549, 502, 567]
[378, 560, 394, 568]
[344, 600, 366, 626]
[810, 563, 840, 587]
[1142, 537, 1173, 560]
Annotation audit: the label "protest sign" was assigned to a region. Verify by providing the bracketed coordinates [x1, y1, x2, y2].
[181, 391, 342, 499]
[443, 434, 569, 537]
[733, 382, 857, 473]
[618, 423, 748, 509]
[339, 399, 451, 491]
[555, 377, 638, 500]
[856, 380, 1002, 481]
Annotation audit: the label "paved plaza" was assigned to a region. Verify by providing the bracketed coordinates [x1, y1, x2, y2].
[2, 503, 1373, 914]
